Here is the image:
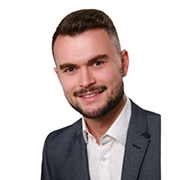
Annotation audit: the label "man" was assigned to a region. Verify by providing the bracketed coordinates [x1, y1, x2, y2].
[41, 9, 161, 180]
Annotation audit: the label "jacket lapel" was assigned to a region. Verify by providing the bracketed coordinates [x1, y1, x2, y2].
[71, 123, 90, 180]
[121, 101, 151, 180]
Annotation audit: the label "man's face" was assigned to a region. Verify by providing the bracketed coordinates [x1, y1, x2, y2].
[53, 29, 129, 119]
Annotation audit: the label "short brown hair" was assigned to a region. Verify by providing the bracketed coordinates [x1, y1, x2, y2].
[52, 9, 121, 57]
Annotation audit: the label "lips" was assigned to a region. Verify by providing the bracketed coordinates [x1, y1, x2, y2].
[80, 92, 99, 98]
[79, 92, 102, 103]
[73, 86, 107, 103]
[74, 85, 107, 98]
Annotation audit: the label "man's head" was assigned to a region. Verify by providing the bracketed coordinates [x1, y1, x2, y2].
[52, 9, 121, 60]
[52, 9, 129, 119]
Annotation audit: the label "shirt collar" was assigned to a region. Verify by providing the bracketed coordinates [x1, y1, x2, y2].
[82, 97, 132, 145]
[82, 117, 90, 143]
[106, 97, 131, 145]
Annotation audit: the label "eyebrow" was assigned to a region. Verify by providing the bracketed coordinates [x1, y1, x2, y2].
[59, 63, 77, 71]
[87, 54, 108, 66]
[59, 54, 108, 70]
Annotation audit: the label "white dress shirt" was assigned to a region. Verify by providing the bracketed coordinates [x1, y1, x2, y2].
[82, 98, 132, 180]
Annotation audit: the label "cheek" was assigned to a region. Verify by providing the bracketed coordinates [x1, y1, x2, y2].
[103, 66, 122, 83]
[60, 77, 77, 96]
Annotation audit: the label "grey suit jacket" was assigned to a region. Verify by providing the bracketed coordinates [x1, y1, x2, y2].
[41, 100, 161, 180]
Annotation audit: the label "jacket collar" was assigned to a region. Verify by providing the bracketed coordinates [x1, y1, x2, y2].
[71, 123, 90, 180]
[121, 100, 151, 180]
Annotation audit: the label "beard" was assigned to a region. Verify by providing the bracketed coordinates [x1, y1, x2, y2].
[66, 80, 124, 119]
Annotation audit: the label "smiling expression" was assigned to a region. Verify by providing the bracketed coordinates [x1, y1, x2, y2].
[53, 29, 129, 119]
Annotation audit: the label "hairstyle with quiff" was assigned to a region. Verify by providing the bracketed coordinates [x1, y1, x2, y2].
[52, 9, 121, 59]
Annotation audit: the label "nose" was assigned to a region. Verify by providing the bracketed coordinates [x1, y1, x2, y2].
[79, 68, 96, 88]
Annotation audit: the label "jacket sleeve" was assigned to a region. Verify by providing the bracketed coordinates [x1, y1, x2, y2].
[41, 138, 51, 180]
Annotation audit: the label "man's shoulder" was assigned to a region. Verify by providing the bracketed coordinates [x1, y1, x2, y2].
[131, 99, 160, 118]
[44, 119, 82, 147]
[130, 99, 161, 129]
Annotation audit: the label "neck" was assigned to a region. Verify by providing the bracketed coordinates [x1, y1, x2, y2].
[84, 94, 127, 144]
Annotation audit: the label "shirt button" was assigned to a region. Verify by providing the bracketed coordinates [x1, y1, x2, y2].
[101, 157, 106, 162]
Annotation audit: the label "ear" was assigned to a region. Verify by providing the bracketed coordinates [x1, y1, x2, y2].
[121, 50, 129, 77]
[54, 67, 62, 84]
[54, 67, 59, 77]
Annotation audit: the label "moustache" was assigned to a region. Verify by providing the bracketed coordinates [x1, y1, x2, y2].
[73, 85, 107, 97]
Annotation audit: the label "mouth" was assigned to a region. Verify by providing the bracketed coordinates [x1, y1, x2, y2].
[80, 92, 101, 98]
[74, 86, 107, 102]
[78, 91, 104, 103]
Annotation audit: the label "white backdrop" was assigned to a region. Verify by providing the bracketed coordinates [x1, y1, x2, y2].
[0, 0, 179, 179]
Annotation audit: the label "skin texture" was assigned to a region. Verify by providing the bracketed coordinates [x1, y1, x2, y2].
[53, 29, 129, 143]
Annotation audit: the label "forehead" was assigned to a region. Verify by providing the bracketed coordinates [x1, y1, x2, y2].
[53, 29, 116, 64]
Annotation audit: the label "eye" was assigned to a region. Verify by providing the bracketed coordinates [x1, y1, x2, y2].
[94, 61, 103, 67]
[64, 66, 75, 73]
